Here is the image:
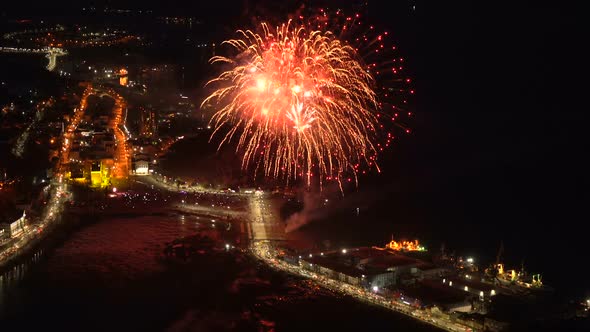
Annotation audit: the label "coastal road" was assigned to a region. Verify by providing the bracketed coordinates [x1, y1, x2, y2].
[104, 88, 130, 179]
[136, 175, 285, 241]
[139, 174, 465, 330]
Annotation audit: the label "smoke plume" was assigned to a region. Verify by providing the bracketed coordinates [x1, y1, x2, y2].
[284, 183, 380, 233]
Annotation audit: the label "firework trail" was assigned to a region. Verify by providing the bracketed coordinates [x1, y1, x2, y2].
[201, 11, 411, 189]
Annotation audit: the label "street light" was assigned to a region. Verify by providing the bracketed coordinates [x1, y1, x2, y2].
[342, 249, 347, 254]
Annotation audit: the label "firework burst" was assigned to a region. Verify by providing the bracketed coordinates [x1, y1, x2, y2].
[201, 11, 411, 189]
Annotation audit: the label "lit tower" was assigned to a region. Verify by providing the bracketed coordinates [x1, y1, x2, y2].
[119, 68, 128, 86]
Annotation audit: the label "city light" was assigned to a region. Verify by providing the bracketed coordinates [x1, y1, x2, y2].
[0, 8, 569, 332]
[381, 238, 426, 252]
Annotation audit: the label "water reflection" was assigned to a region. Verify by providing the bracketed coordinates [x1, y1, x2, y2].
[0, 213, 436, 332]
[0, 249, 44, 311]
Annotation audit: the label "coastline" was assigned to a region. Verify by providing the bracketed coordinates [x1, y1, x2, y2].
[145, 174, 466, 331]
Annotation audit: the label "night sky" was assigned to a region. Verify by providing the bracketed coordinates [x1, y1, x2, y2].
[2, 1, 586, 291]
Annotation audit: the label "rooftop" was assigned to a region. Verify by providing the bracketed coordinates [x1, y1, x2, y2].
[415, 262, 443, 271]
[402, 280, 469, 305]
[0, 208, 25, 225]
[304, 247, 423, 277]
[303, 255, 367, 278]
[448, 276, 496, 292]
[368, 254, 418, 269]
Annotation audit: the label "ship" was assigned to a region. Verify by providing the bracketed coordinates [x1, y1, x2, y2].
[483, 242, 553, 295]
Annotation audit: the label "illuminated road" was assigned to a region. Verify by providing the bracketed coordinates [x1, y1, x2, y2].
[60, 85, 130, 180]
[60, 85, 92, 172]
[2, 162, 470, 331]
[140, 175, 284, 238]
[1, 89, 80, 267]
[244, 193, 470, 331]
[0, 178, 70, 263]
[247, 191, 285, 241]
[3, 146, 466, 332]
[2, 122, 73, 264]
[107, 89, 130, 179]
[250, 242, 470, 332]
[11, 98, 53, 158]
[0, 46, 67, 71]
[1, 173, 71, 267]
[138, 174, 466, 330]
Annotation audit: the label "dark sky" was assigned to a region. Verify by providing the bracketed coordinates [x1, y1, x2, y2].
[2, 0, 587, 291]
[5, 0, 585, 231]
[3, 2, 582, 209]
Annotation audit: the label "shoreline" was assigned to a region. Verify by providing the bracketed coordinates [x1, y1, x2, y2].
[250, 240, 460, 332]
[0, 210, 103, 275]
[145, 175, 465, 331]
[2, 174, 468, 331]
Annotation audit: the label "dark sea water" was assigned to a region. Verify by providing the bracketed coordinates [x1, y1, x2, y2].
[163, 122, 590, 303]
[0, 214, 439, 332]
[154, 1, 589, 299]
[0, 54, 52, 89]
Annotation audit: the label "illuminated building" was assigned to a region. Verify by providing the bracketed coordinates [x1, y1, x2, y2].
[398, 279, 472, 312]
[300, 247, 424, 289]
[87, 159, 113, 187]
[69, 162, 85, 180]
[90, 161, 102, 186]
[300, 256, 365, 287]
[100, 159, 114, 184]
[0, 210, 27, 238]
[133, 160, 149, 175]
[443, 276, 497, 300]
[119, 68, 128, 86]
[139, 107, 157, 138]
[376, 238, 426, 252]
